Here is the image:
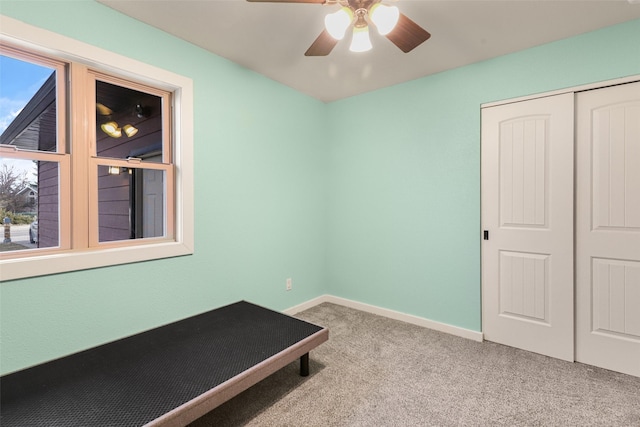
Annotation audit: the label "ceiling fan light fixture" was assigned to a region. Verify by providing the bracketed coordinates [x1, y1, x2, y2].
[101, 121, 122, 138]
[349, 26, 372, 53]
[370, 3, 399, 35]
[324, 7, 353, 40]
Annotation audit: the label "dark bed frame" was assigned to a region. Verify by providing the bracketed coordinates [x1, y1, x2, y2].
[0, 301, 328, 426]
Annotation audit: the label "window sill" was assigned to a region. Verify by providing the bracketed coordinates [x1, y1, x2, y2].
[0, 240, 193, 281]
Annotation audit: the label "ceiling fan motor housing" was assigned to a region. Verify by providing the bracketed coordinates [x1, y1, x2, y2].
[344, 0, 380, 11]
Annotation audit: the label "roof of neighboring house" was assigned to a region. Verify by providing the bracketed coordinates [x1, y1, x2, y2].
[0, 72, 56, 151]
[16, 184, 38, 196]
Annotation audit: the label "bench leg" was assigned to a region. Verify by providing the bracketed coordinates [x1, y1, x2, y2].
[300, 353, 309, 377]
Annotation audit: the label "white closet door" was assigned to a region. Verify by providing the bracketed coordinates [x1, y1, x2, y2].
[482, 93, 574, 361]
[576, 81, 640, 377]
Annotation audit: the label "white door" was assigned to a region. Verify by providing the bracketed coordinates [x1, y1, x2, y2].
[575, 81, 640, 377]
[482, 93, 574, 361]
[142, 168, 164, 238]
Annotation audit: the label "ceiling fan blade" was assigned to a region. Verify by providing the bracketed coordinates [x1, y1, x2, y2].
[247, 0, 327, 3]
[305, 30, 339, 56]
[385, 13, 431, 53]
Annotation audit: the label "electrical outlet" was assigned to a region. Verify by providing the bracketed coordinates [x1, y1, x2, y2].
[286, 278, 292, 291]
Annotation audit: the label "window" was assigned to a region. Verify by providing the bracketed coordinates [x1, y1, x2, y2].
[0, 16, 193, 281]
[0, 48, 68, 252]
[91, 74, 174, 245]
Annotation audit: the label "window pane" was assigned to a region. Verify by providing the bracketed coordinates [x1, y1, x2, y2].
[0, 54, 58, 152]
[96, 81, 164, 163]
[0, 158, 59, 252]
[97, 165, 165, 242]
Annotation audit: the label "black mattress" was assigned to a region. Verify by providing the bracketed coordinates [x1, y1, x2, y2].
[1, 301, 325, 426]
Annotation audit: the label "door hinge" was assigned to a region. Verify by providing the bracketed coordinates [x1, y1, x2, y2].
[484, 230, 489, 240]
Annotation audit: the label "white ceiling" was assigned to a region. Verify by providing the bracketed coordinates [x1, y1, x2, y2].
[98, 0, 640, 102]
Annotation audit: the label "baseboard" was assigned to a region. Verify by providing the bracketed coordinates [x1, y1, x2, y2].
[285, 294, 483, 342]
[283, 295, 332, 316]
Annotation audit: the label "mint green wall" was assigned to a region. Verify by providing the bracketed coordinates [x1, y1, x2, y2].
[1, 1, 638, 376]
[325, 19, 640, 331]
[0, 1, 328, 375]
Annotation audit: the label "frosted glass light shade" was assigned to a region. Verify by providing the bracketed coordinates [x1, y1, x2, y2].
[122, 124, 138, 137]
[101, 121, 122, 138]
[325, 7, 353, 40]
[370, 4, 399, 35]
[349, 27, 372, 52]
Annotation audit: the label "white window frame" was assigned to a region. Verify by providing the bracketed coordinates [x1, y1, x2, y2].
[0, 15, 194, 281]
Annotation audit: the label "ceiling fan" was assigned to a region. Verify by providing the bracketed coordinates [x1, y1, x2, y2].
[246, 0, 431, 56]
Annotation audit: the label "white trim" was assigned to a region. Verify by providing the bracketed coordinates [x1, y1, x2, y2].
[481, 75, 640, 109]
[285, 295, 484, 342]
[0, 15, 194, 281]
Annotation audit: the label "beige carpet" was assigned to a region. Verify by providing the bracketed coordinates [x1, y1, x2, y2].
[189, 302, 640, 426]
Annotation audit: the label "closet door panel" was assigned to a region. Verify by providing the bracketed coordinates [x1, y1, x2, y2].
[482, 93, 574, 361]
[576, 81, 640, 377]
